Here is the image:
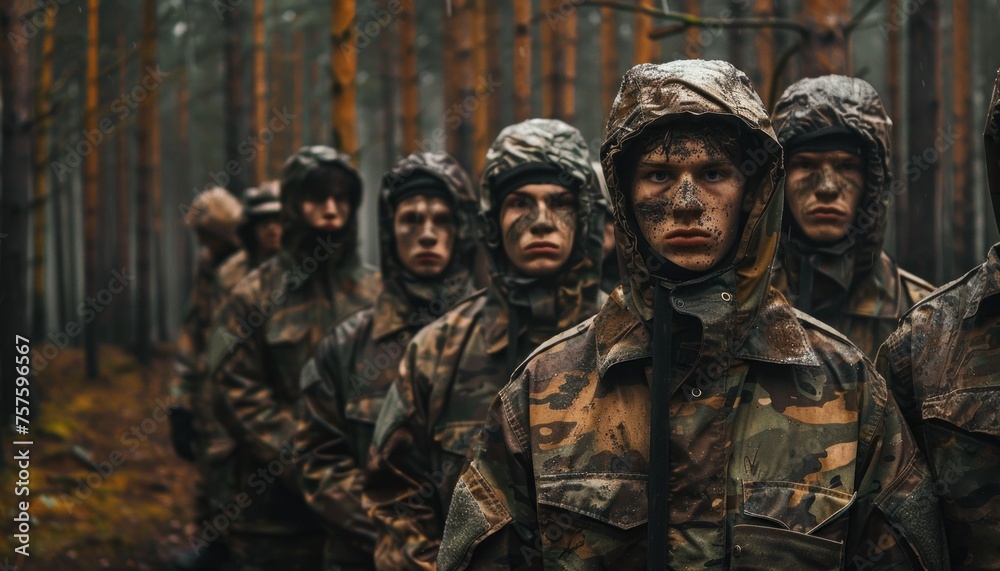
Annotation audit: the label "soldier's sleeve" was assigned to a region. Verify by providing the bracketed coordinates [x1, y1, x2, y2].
[209, 290, 299, 486]
[437, 374, 541, 571]
[875, 321, 922, 439]
[295, 337, 377, 550]
[363, 341, 440, 571]
[844, 362, 948, 570]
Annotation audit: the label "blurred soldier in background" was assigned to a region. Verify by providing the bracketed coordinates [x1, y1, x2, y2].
[209, 146, 380, 571]
[363, 119, 605, 570]
[771, 76, 934, 357]
[876, 68, 1000, 570]
[170, 186, 243, 570]
[215, 181, 283, 297]
[295, 152, 477, 570]
[437, 60, 945, 570]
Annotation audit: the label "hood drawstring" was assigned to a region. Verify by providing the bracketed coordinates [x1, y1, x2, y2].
[648, 282, 674, 570]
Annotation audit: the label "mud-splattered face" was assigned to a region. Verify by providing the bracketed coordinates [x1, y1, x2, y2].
[253, 214, 283, 257]
[785, 150, 864, 243]
[631, 137, 746, 272]
[393, 195, 456, 278]
[301, 186, 352, 232]
[602, 217, 617, 261]
[499, 183, 577, 277]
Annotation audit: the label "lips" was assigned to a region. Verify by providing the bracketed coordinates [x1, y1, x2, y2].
[664, 228, 712, 248]
[806, 206, 848, 221]
[524, 241, 561, 254]
[414, 252, 442, 263]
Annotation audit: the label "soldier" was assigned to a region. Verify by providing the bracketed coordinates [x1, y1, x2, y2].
[216, 180, 284, 296]
[770, 75, 934, 357]
[875, 69, 1000, 569]
[363, 119, 605, 570]
[209, 146, 380, 571]
[170, 186, 242, 570]
[295, 152, 477, 570]
[437, 61, 945, 570]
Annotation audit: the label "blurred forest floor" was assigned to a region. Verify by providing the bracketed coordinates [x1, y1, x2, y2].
[1, 345, 197, 570]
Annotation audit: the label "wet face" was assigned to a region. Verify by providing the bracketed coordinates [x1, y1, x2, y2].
[394, 195, 456, 278]
[301, 186, 352, 232]
[253, 214, 282, 256]
[785, 150, 864, 243]
[499, 183, 577, 277]
[631, 137, 746, 272]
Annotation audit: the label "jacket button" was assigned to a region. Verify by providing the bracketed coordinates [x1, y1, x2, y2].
[732, 545, 742, 557]
[674, 298, 685, 309]
[690, 387, 702, 398]
[721, 292, 733, 302]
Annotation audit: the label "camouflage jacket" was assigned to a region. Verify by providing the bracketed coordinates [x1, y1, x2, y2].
[875, 70, 1000, 570]
[773, 251, 934, 358]
[364, 120, 605, 570]
[771, 75, 934, 358]
[295, 152, 477, 565]
[210, 147, 381, 535]
[439, 61, 945, 570]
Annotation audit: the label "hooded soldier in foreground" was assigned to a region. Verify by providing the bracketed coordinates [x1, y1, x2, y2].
[876, 69, 1000, 569]
[363, 119, 605, 570]
[770, 75, 934, 357]
[437, 61, 944, 570]
[209, 146, 380, 570]
[294, 152, 477, 569]
[170, 187, 243, 570]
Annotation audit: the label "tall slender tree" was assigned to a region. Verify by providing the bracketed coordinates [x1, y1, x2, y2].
[601, 5, 618, 121]
[472, 0, 489, 176]
[633, 0, 660, 64]
[951, 0, 973, 274]
[541, 0, 556, 117]
[684, 0, 701, 58]
[135, 0, 156, 364]
[752, 0, 776, 105]
[223, 1, 247, 193]
[444, 0, 473, 171]
[32, 2, 56, 340]
[798, 0, 850, 76]
[330, 0, 358, 157]
[253, 0, 267, 182]
[84, 0, 101, 377]
[513, 0, 531, 121]
[399, 0, 419, 154]
[560, 0, 577, 124]
[115, 29, 131, 343]
[293, 28, 305, 151]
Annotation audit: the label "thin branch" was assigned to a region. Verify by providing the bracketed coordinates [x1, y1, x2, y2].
[845, 0, 883, 33]
[582, 0, 808, 35]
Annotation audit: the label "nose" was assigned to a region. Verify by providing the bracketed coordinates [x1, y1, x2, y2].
[529, 203, 557, 235]
[814, 165, 841, 199]
[417, 220, 438, 247]
[671, 178, 704, 222]
[323, 197, 341, 217]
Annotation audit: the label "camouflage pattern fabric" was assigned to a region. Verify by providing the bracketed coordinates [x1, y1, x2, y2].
[208, 146, 380, 544]
[363, 119, 605, 570]
[438, 61, 946, 570]
[770, 75, 935, 357]
[875, 69, 1000, 570]
[294, 152, 477, 567]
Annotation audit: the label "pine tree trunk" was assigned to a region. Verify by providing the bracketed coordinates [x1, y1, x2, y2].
[684, 0, 701, 58]
[116, 30, 132, 345]
[513, 0, 531, 121]
[378, 0, 397, 164]
[799, 0, 850, 77]
[330, 0, 358, 157]
[84, 0, 101, 378]
[135, 0, 156, 365]
[444, 0, 473, 171]
[293, 28, 304, 152]
[752, 0, 776, 107]
[541, 0, 555, 117]
[886, 0, 904, 253]
[485, 0, 501, 139]
[905, 0, 942, 282]
[253, 0, 267, 182]
[601, 6, 618, 121]
[951, 0, 973, 274]
[399, 0, 419, 154]
[560, 1, 577, 124]
[633, 0, 660, 65]
[223, 2, 247, 193]
[32, 3, 56, 340]
[472, 0, 489, 176]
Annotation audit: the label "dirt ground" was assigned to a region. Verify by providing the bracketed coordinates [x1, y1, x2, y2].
[2, 344, 200, 570]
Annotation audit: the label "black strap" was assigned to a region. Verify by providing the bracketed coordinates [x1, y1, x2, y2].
[799, 254, 814, 314]
[648, 283, 673, 570]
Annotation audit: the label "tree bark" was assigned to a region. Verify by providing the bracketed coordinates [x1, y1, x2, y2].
[904, 0, 942, 282]
[253, 0, 267, 182]
[541, 0, 556, 117]
[560, 0, 577, 124]
[399, 0, 419, 154]
[32, 2, 56, 340]
[84, 0, 101, 378]
[292, 28, 304, 152]
[752, 0, 775, 106]
[798, 0, 850, 77]
[444, 0, 473, 171]
[472, 0, 489, 176]
[513, 0, 531, 121]
[951, 0, 972, 274]
[116, 30, 132, 345]
[684, 0, 701, 58]
[601, 5, 619, 122]
[632, 0, 660, 64]
[135, 0, 156, 364]
[330, 0, 358, 157]
[223, 1, 247, 193]
[886, 0, 904, 254]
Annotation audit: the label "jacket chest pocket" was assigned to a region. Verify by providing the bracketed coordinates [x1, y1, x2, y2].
[264, 320, 313, 402]
[535, 475, 648, 567]
[732, 480, 854, 570]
